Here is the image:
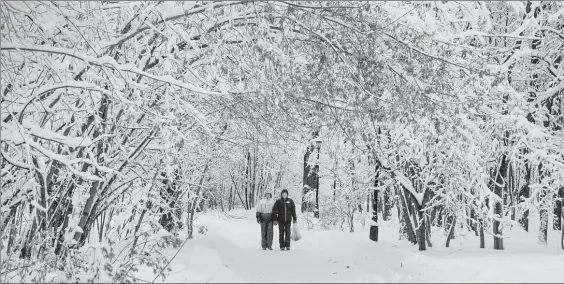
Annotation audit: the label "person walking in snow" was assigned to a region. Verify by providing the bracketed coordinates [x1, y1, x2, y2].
[256, 191, 275, 250]
[272, 189, 297, 251]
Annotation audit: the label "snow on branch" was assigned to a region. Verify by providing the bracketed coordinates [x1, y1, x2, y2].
[4, 124, 112, 181]
[534, 80, 564, 103]
[27, 141, 107, 181]
[452, 30, 541, 41]
[383, 32, 475, 71]
[394, 170, 424, 206]
[34, 151, 104, 181]
[28, 123, 113, 148]
[0, 149, 32, 170]
[1, 44, 224, 96]
[171, 93, 212, 137]
[104, 1, 248, 49]
[388, 62, 428, 91]
[486, 49, 542, 73]
[2, 122, 113, 148]
[25, 81, 134, 106]
[29, 81, 110, 98]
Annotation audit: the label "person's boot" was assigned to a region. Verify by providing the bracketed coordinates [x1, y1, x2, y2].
[263, 247, 266, 250]
[268, 247, 273, 250]
[286, 247, 290, 251]
[280, 247, 285, 251]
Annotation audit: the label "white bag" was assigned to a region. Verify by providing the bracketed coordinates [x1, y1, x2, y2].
[291, 225, 302, 241]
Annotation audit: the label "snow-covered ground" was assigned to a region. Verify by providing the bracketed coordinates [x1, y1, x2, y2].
[136, 209, 563, 283]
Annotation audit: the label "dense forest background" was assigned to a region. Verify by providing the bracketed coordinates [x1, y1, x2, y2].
[1, 1, 563, 282]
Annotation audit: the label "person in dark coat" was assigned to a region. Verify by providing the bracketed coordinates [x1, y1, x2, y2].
[272, 189, 297, 250]
[256, 191, 275, 250]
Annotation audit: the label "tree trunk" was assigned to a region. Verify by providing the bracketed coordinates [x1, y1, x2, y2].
[251, 147, 258, 208]
[303, 138, 317, 213]
[518, 148, 533, 230]
[493, 155, 507, 250]
[561, 208, 564, 250]
[80, 198, 102, 246]
[245, 150, 250, 210]
[445, 214, 456, 248]
[538, 163, 548, 245]
[20, 218, 38, 259]
[314, 161, 320, 218]
[554, 187, 564, 230]
[479, 218, 485, 249]
[429, 206, 437, 226]
[398, 186, 417, 244]
[229, 185, 233, 211]
[539, 203, 548, 245]
[415, 211, 426, 251]
[5, 207, 18, 254]
[470, 207, 478, 236]
[72, 180, 101, 244]
[370, 189, 379, 242]
[425, 214, 432, 247]
[411, 189, 429, 251]
[333, 179, 337, 201]
[130, 208, 147, 256]
[187, 202, 194, 239]
[507, 161, 516, 222]
[466, 208, 472, 231]
[377, 191, 383, 214]
[396, 196, 403, 240]
[98, 210, 106, 243]
[349, 208, 355, 233]
[369, 163, 380, 242]
[55, 192, 74, 255]
[382, 189, 391, 221]
[367, 192, 371, 214]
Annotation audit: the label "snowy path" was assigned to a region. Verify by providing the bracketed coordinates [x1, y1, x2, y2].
[139, 210, 564, 283]
[182, 216, 411, 283]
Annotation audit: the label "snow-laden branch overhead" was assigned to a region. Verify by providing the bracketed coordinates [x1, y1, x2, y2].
[21, 81, 134, 105]
[2, 123, 113, 181]
[104, 1, 248, 49]
[2, 122, 114, 148]
[1, 44, 225, 96]
[24, 136, 106, 182]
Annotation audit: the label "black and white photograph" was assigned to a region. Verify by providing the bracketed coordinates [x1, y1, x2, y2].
[1, 1, 563, 283]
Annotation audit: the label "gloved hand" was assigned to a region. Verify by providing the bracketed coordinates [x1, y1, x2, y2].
[273, 221, 278, 226]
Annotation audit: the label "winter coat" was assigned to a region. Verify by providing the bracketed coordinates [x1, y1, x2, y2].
[272, 195, 297, 224]
[256, 197, 275, 223]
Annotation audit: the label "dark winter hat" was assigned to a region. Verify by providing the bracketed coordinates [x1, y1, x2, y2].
[280, 189, 289, 198]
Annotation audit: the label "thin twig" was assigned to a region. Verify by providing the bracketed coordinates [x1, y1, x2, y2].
[151, 236, 190, 283]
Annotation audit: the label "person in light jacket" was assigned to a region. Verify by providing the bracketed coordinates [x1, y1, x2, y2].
[256, 191, 275, 250]
[272, 189, 297, 251]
